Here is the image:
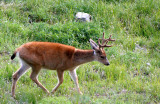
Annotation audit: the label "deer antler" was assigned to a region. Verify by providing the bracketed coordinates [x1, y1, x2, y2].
[98, 32, 115, 49]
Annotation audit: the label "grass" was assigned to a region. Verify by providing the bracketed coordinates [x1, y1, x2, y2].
[0, 0, 160, 103]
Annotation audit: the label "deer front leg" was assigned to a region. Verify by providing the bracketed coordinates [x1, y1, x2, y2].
[69, 69, 83, 95]
[51, 70, 64, 94]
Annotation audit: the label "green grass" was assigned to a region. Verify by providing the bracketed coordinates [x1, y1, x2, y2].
[0, 0, 160, 103]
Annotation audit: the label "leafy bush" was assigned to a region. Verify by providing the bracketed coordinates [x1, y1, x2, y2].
[25, 22, 103, 47]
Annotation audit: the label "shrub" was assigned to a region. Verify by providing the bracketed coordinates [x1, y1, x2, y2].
[25, 22, 103, 47]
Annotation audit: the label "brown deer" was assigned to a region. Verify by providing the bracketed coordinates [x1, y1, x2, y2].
[11, 32, 115, 98]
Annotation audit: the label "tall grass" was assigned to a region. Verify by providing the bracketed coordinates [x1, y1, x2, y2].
[0, 0, 160, 103]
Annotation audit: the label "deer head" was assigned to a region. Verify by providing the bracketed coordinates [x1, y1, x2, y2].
[89, 32, 115, 66]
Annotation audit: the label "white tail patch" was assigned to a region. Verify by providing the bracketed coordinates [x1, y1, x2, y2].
[16, 52, 30, 70]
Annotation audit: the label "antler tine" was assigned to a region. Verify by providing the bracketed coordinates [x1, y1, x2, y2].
[98, 33, 115, 48]
[98, 39, 104, 48]
[107, 34, 116, 41]
[102, 32, 105, 39]
[102, 32, 106, 45]
[98, 32, 107, 48]
[103, 40, 112, 47]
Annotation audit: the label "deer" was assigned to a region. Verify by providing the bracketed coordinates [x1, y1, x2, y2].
[11, 32, 115, 98]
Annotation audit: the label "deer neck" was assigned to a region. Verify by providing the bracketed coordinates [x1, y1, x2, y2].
[73, 49, 95, 66]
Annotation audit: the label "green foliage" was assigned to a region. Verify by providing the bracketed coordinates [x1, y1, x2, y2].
[39, 97, 72, 104]
[0, 0, 160, 103]
[25, 22, 102, 47]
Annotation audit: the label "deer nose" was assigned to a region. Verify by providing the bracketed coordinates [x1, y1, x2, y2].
[105, 63, 110, 66]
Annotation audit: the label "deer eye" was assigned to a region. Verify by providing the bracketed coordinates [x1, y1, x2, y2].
[100, 56, 105, 59]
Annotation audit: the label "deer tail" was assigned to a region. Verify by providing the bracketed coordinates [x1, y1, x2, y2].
[11, 51, 17, 60]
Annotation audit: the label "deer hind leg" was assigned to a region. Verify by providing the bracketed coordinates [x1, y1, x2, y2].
[51, 70, 64, 94]
[69, 69, 83, 95]
[30, 65, 49, 94]
[12, 60, 30, 98]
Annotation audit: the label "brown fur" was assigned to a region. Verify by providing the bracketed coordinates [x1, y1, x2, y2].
[11, 41, 110, 98]
[17, 42, 75, 70]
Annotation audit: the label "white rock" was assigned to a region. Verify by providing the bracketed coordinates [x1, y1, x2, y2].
[75, 12, 91, 22]
[146, 62, 151, 66]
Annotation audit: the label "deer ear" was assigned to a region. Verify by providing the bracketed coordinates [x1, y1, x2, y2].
[89, 39, 99, 50]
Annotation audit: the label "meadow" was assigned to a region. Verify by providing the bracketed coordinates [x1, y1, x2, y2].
[0, 0, 160, 103]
